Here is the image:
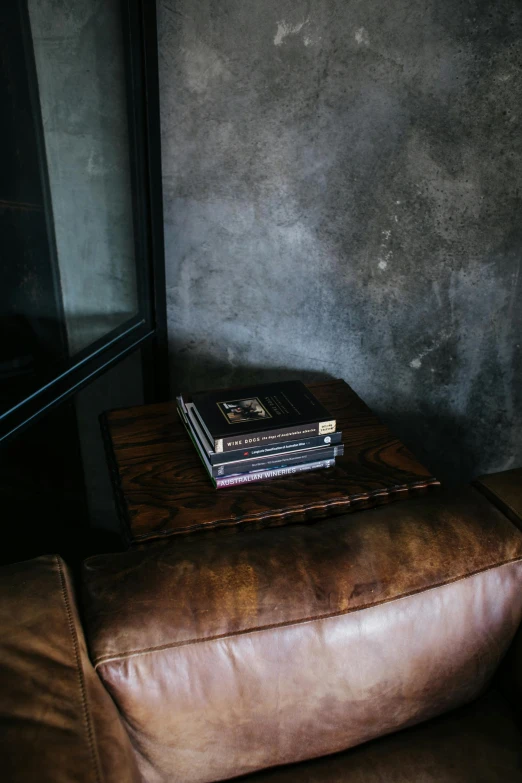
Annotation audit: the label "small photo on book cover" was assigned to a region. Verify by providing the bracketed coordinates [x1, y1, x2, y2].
[218, 397, 272, 424]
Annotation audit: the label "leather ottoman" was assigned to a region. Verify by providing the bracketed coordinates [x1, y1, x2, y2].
[83, 484, 522, 783]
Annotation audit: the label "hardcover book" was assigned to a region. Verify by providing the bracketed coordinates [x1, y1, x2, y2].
[178, 397, 342, 464]
[215, 459, 335, 488]
[214, 444, 343, 477]
[177, 401, 338, 488]
[204, 438, 343, 478]
[190, 380, 336, 453]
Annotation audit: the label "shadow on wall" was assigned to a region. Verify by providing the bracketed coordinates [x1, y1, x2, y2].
[169, 343, 478, 488]
[381, 409, 476, 489]
[169, 342, 337, 395]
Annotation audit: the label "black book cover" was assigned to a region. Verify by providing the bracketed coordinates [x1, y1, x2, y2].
[177, 403, 339, 490]
[213, 444, 344, 478]
[180, 396, 342, 464]
[191, 380, 336, 452]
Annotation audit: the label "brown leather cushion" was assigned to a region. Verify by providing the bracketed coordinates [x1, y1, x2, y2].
[243, 689, 522, 783]
[83, 485, 522, 783]
[0, 555, 139, 783]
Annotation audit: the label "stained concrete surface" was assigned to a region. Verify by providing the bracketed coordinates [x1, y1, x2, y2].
[158, 0, 522, 484]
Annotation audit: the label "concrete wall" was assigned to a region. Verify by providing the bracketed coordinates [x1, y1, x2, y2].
[158, 0, 522, 484]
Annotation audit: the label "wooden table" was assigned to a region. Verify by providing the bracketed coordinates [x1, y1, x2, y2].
[101, 379, 440, 545]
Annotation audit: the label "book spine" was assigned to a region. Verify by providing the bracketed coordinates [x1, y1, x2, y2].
[215, 459, 335, 488]
[209, 431, 343, 465]
[213, 445, 344, 477]
[216, 419, 336, 453]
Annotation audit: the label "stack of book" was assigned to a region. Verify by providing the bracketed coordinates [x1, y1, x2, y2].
[177, 380, 344, 489]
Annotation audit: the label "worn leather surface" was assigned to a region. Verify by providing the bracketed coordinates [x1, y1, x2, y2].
[83, 485, 522, 783]
[243, 689, 522, 783]
[475, 467, 522, 529]
[0, 555, 140, 783]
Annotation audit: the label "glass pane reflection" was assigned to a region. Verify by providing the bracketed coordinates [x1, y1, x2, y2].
[27, 0, 139, 355]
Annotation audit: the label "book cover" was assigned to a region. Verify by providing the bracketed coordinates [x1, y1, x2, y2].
[215, 459, 335, 488]
[190, 380, 336, 452]
[180, 397, 342, 464]
[212, 432, 343, 464]
[177, 404, 339, 488]
[212, 444, 343, 477]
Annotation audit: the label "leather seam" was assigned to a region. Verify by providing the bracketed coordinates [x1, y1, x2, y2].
[93, 555, 522, 669]
[56, 556, 102, 783]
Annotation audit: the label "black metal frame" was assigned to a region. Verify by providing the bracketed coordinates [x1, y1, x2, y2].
[1, 0, 168, 443]
[126, 0, 169, 406]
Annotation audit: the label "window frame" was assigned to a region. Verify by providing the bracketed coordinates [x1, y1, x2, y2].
[1, 0, 167, 443]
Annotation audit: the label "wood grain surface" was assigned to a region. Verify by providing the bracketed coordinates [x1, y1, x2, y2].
[101, 379, 440, 544]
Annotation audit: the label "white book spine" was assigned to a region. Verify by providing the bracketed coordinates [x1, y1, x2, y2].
[215, 459, 334, 488]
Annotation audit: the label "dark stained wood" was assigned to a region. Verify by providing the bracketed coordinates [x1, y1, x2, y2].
[101, 379, 440, 544]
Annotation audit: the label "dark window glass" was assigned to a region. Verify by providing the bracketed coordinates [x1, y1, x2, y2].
[0, 0, 151, 435]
